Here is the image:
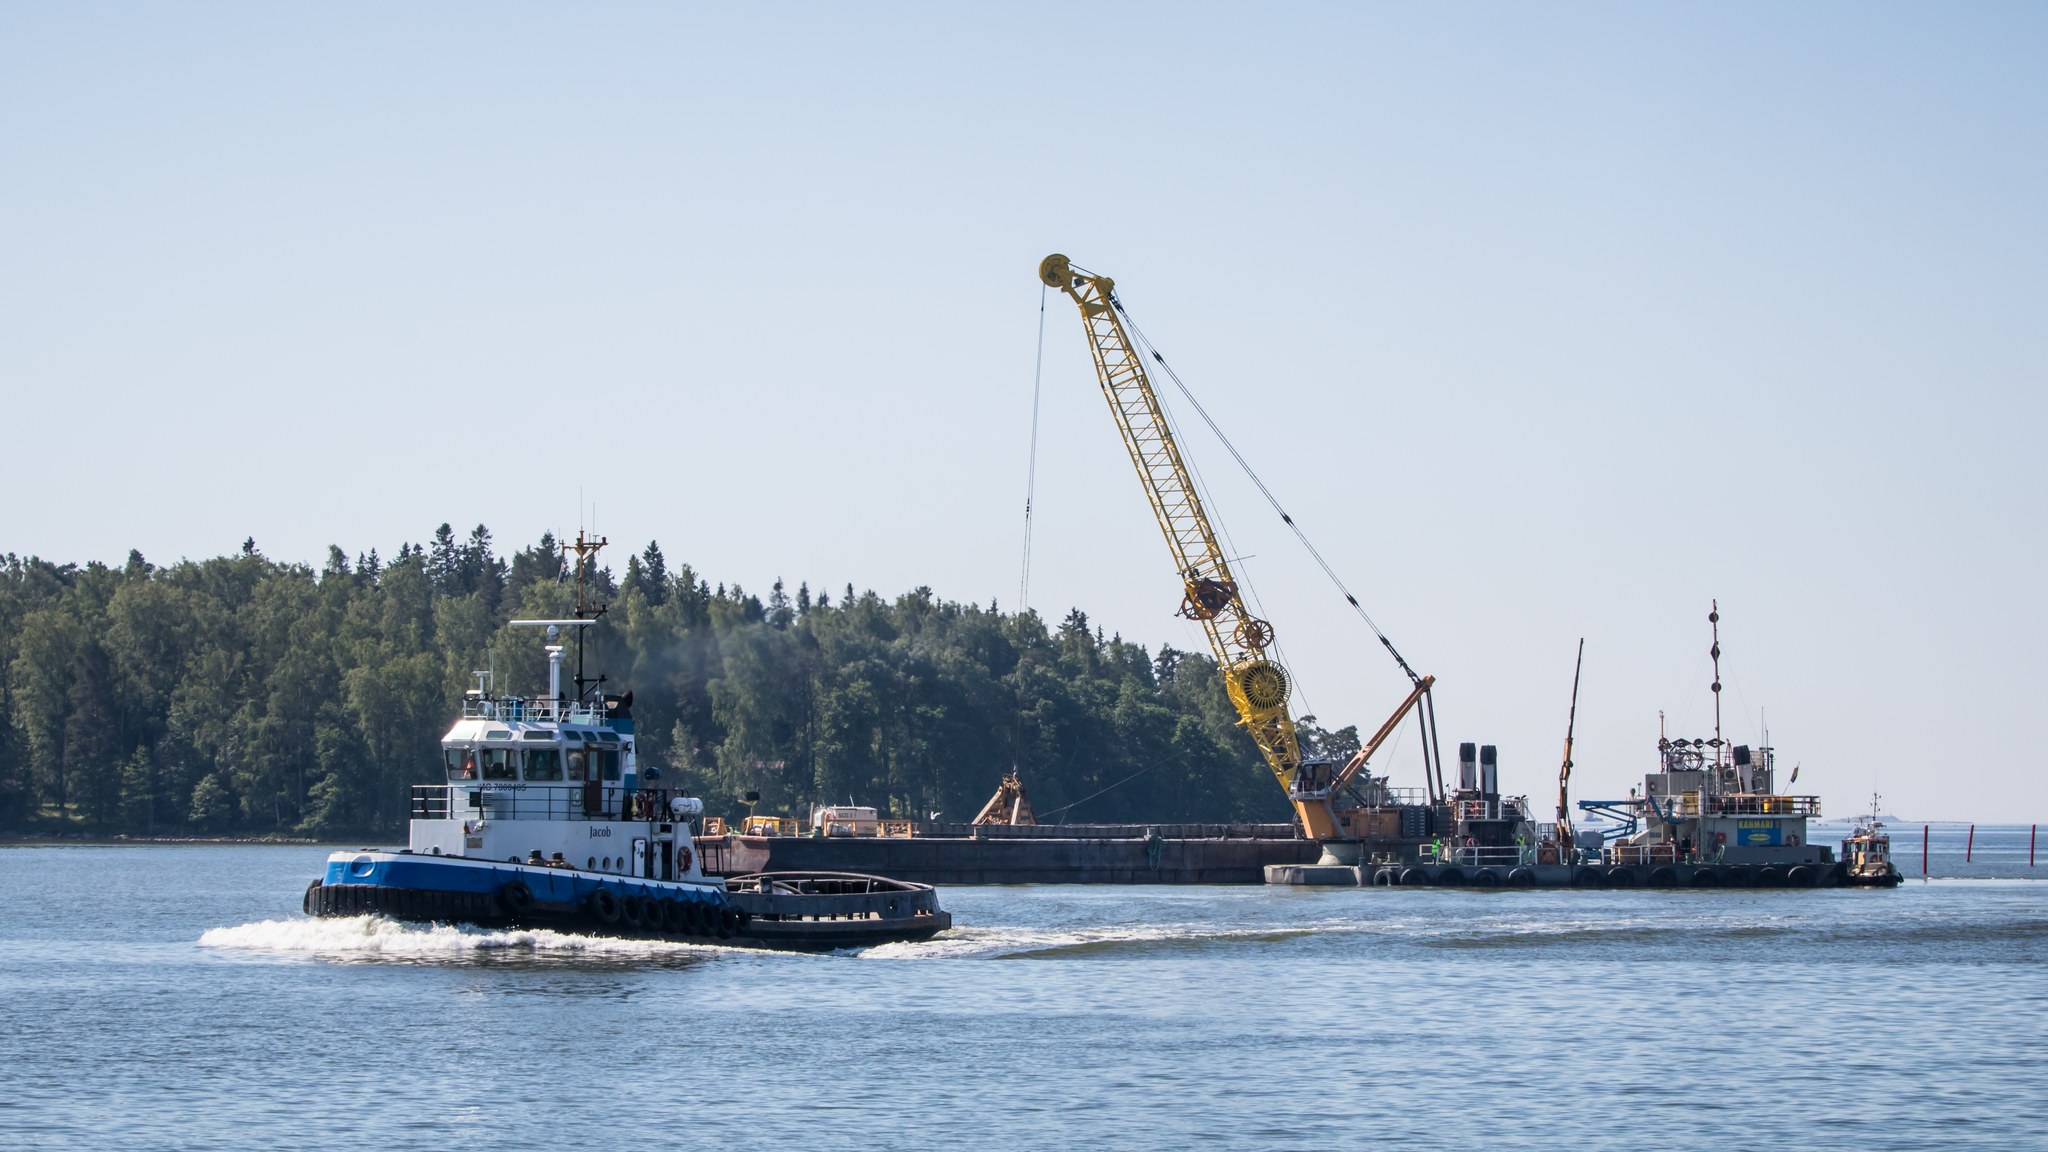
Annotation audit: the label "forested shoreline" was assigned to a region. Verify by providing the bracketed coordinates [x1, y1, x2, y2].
[0, 527, 1361, 838]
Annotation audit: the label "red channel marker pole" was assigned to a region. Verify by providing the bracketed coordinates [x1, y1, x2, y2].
[1967, 824, 1975, 863]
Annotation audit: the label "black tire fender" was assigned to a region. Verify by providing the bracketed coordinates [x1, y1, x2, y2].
[500, 879, 535, 918]
[586, 887, 621, 925]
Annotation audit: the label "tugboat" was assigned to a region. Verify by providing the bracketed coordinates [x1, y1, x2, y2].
[1565, 602, 1842, 888]
[302, 533, 951, 949]
[1839, 793, 1905, 887]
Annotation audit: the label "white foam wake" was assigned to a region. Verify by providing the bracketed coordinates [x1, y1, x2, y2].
[198, 915, 734, 960]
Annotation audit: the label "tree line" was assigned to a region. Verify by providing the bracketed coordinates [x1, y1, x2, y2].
[0, 527, 1363, 838]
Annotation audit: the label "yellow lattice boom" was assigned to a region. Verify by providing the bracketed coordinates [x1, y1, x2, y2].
[1039, 254, 1339, 835]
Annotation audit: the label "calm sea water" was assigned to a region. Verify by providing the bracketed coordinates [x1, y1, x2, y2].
[2, 830, 2044, 1151]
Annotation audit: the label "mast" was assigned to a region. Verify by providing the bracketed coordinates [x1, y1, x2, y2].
[561, 530, 609, 702]
[1556, 639, 1584, 849]
[1709, 600, 1724, 770]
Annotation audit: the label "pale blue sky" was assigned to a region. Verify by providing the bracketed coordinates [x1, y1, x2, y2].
[4, 3, 2042, 819]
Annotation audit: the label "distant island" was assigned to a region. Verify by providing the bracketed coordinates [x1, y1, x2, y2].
[0, 527, 1336, 839]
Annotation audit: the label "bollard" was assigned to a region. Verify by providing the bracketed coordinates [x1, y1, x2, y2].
[1966, 824, 1975, 863]
[1923, 824, 1929, 877]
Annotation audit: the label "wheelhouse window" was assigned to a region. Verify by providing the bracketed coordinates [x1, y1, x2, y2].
[444, 748, 477, 781]
[594, 747, 621, 781]
[482, 748, 517, 780]
[525, 749, 563, 781]
[565, 750, 588, 781]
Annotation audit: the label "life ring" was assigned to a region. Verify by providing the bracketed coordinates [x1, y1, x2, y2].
[585, 887, 621, 925]
[500, 879, 534, 918]
[677, 847, 693, 873]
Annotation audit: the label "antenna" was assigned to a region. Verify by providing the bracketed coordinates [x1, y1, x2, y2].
[1709, 600, 1724, 768]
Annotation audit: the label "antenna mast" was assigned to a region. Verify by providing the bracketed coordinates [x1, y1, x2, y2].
[1709, 600, 1724, 769]
[561, 530, 609, 702]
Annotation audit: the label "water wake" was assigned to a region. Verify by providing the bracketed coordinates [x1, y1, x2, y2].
[198, 915, 738, 962]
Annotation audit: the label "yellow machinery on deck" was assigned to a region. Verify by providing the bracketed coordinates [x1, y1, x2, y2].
[1038, 254, 1442, 852]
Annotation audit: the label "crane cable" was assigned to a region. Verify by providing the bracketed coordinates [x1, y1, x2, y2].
[1110, 292, 1424, 686]
[1019, 283, 1047, 613]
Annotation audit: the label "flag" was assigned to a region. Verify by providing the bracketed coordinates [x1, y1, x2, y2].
[1789, 763, 1800, 784]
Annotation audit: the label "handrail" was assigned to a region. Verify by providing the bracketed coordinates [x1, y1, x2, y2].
[411, 783, 675, 823]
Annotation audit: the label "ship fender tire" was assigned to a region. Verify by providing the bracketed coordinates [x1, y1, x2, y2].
[1787, 865, 1816, 887]
[1471, 869, 1501, 888]
[1506, 867, 1537, 888]
[303, 880, 323, 916]
[1691, 868, 1722, 888]
[1723, 867, 1753, 888]
[1371, 868, 1399, 887]
[619, 894, 648, 932]
[716, 906, 740, 939]
[1756, 867, 1786, 888]
[500, 879, 535, 920]
[585, 887, 621, 926]
[1573, 868, 1604, 888]
[1434, 868, 1467, 887]
[659, 898, 688, 935]
[1648, 866, 1678, 888]
[1605, 867, 1636, 888]
[1398, 868, 1429, 887]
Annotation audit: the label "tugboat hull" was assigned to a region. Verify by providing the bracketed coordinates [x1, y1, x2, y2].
[305, 852, 949, 950]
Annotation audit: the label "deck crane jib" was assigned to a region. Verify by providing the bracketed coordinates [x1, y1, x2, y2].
[1037, 253, 1513, 863]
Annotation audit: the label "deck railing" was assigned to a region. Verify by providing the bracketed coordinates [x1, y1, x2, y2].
[411, 784, 674, 823]
[1676, 793, 1822, 818]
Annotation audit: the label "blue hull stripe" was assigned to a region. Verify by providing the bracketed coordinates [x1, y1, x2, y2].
[321, 853, 728, 906]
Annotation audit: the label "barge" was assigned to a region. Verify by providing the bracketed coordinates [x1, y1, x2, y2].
[302, 534, 951, 947]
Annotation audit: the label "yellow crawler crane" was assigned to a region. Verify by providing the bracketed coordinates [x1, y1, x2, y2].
[1039, 254, 1437, 845]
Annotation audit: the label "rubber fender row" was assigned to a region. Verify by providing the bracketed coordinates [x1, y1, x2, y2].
[569, 883, 747, 940]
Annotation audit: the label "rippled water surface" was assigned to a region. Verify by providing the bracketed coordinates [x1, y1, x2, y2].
[3, 840, 2044, 1150]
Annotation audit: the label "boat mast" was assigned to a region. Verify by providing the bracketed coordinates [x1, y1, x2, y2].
[562, 530, 609, 703]
[1709, 600, 1724, 771]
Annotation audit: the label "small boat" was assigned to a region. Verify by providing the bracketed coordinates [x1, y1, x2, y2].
[301, 534, 950, 949]
[1839, 793, 1905, 887]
